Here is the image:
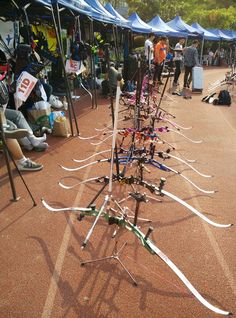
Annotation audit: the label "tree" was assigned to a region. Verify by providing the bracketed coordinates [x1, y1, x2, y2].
[185, 7, 236, 30]
[126, 0, 187, 21]
[125, 0, 236, 29]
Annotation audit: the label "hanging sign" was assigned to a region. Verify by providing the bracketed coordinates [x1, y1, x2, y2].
[14, 71, 37, 108]
[65, 59, 86, 75]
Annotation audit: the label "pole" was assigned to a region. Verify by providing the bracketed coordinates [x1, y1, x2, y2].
[200, 37, 205, 65]
[50, 0, 80, 136]
[90, 20, 98, 109]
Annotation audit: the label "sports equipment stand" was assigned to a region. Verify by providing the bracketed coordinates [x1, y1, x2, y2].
[81, 240, 138, 286]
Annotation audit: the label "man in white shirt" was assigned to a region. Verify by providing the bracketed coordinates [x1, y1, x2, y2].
[144, 33, 155, 66]
[173, 38, 185, 86]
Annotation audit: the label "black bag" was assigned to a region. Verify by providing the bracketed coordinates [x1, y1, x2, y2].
[218, 90, 231, 106]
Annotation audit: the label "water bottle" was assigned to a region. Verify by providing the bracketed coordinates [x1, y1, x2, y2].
[63, 96, 68, 110]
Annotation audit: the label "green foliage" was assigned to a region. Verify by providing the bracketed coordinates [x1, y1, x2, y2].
[125, 0, 236, 29]
[126, 0, 186, 21]
[185, 7, 236, 30]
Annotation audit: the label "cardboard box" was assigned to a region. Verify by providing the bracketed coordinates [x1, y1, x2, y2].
[28, 106, 51, 123]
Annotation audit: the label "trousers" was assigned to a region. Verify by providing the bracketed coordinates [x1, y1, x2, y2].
[184, 66, 193, 87]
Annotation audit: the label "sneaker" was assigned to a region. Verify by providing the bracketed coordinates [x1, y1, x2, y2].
[4, 128, 29, 139]
[33, 142, 49, 152]
[49, 95, 63, 109]
[17, 158, 43, 171]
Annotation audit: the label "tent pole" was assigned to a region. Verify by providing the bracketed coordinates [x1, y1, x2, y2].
[104, 43, 120, 179]
[200, 37, 204, 65]
[90, 19, 98, 109]
[50, 0, 80, 136]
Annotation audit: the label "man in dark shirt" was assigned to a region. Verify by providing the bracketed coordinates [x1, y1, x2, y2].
[183, 40, 200, 88]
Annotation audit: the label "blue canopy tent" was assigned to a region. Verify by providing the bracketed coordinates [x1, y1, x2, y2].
[36, 0, 98, 18]
[191, 23, 221, 64]
[191, 23, 220, 41]
[127, 12, 156, 34]
[104, 2, 130, 28]
[167, 16, 203, 37]
[206, 29, 232, 41]
[220, 30, 236, 41]
[37, 0, 111, 24]
[167, 16, 204, 61]
[83, 0, 118, 24]
[148, 16, 185, 37]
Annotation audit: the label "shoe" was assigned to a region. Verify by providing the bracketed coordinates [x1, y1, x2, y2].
[34, 142, 49, 152]
[41, 127, 52, 134]
[49, 95, 63, 109]
[28, 133, 46, 147]
[17, 158, 43, 171]
[173, 82, 178, 86]
[4, 128, 29, 139]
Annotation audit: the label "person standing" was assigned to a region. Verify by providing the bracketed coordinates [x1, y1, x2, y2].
[173, 38, 185, 86]
[208, 49, 214, 66]
[153, 36, 168, 85]
[183, 39, 200, 88]
[144, 33, 155, 66]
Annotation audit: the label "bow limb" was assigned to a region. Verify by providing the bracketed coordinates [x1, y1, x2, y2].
[173, 150, 196, 163]
[41, 198, 92, 213]
[81, 82, 92, 100]
[159, 152, 212, 178]
[78, 133, 102, 140]
[159, 163, 216, 194]
[90, 134, 113, 146]
[160, 116, 192, 130]
[58, 176, 105, 189]
[115, 216, 231, 314]
[144, 234, 232, 315]
[159, 189, 233, 228]
[168, 128, 203, 144]
[78, 129, 113, 140]
[60, 158, 110, 172]
[73, 149, 111, 163]
[134, 180, 232, 228]
[155, 136, 176, 150]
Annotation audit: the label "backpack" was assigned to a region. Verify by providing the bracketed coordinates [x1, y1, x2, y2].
[218, 90, 231, 106]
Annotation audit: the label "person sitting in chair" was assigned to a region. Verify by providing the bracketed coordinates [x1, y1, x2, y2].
[1, 80, 43, 171]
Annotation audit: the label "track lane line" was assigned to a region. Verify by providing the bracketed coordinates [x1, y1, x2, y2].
[41, 130, 111, 318]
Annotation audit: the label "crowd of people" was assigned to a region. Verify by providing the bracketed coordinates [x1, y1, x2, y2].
[144, 33, 203, 89]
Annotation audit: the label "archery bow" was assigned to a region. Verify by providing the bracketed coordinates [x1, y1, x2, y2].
[57, 175, 231, 228]
[60, 155, 215, 194]
[41, 198, 232, 315]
